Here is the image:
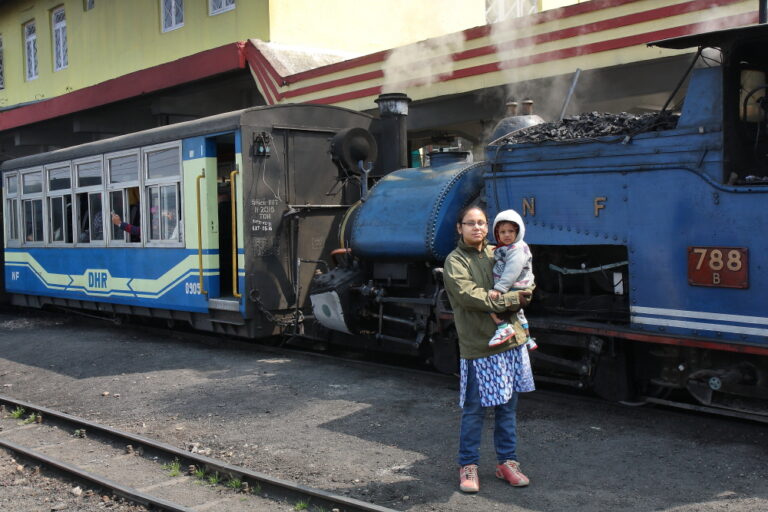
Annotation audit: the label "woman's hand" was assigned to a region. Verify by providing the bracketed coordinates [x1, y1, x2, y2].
[488, 289, 500, 300]
[517, 290, 532, 307]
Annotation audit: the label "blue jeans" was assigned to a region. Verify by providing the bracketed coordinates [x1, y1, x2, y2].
[458, 363, 519, 466]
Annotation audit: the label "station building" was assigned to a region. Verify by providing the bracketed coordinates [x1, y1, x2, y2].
[0, 0, 760, 162]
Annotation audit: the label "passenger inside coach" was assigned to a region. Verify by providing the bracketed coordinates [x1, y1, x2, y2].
[110, 187, 141, 242]
[77, 193, 104, 243]
[162, 209, 179, 240]
[111, 212, 140, 239]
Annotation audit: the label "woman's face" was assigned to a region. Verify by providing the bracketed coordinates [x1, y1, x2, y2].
[457, 208, 488, 249]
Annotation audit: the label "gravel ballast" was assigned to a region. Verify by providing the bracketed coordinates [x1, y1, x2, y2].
[0, 309, 766, 511]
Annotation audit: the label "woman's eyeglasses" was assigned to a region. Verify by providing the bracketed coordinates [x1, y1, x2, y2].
[461, 221, 487, 228]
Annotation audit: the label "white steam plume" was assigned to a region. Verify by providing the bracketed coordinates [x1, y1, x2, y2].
[381, 32, 466, 93]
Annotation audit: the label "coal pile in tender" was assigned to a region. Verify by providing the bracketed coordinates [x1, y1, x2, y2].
[504, 111, 679, 144]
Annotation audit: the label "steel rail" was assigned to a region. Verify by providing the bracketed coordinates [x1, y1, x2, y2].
[0, 437, 194, 512]
[0, 394, 398, 512]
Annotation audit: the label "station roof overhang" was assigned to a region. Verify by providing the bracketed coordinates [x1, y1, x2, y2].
[649, 21, 768, 49]
[249, 0, 758, 114]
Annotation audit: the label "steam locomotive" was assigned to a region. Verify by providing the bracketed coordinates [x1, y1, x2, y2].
[309, 25, 768, 418]
[2, 25, 767, 418]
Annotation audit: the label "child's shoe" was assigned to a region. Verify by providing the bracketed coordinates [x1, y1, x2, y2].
[525, 337, 538, 351]
[488, 324, 514, 347]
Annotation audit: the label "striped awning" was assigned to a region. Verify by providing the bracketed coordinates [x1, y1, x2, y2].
[245, 0, 757, 111]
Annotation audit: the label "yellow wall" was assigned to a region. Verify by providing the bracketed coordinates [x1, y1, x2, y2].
[268, 0, 487, 55]
[0, 0, 488, 110]
[0, 0, 270, 108]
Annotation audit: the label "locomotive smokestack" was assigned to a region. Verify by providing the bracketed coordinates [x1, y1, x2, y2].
[521, 99, 534, 116]
[505, 100, 518, 116]
[374, 93, 411, 174]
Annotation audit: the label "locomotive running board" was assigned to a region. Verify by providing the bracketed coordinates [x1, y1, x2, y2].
[641, 396, 768, 424]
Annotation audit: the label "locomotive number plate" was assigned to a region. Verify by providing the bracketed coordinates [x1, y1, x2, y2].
[687, 247, 748, 288]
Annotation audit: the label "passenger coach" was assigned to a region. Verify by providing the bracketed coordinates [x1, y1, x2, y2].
[1, 104, 375, 337]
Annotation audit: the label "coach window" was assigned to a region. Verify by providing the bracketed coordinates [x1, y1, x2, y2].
[4, 173, 19, 244]
[21, 169, 44, 243]
[74, 158, 104, 244]
[47, 163, 73, 244]
[144, 143, 182, 244]
[107, 151, 141, 244]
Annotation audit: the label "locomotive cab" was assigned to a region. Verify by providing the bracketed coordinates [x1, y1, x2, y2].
[653, 23, 768, 185]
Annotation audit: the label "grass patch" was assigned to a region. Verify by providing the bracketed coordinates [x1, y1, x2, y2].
[294, 500, 309, 511]
[161, 458, 181, 477]
[10, 406, 25, 419]
[226, 478, 243, 490]
[207, 472, 221, 485]
[21, 413, 39, 425]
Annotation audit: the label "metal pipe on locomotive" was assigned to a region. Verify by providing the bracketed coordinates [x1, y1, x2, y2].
[307, 26, 768, 418]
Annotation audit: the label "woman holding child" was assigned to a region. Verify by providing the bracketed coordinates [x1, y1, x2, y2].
[442, 205, 535, 494]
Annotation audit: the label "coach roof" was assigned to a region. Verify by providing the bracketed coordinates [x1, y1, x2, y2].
[1, 103, 371, 172]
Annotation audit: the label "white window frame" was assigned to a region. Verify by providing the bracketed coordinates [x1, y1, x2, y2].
[73, 156, 106, 246]
[20, 168, 45, 245]
[142, 141, 183, 246]
[45, 162, 74, 245]
[105, 149, 142, 246]
[209, 0, 235, 16]
[24, 20, 38, 81]
[52, 7, 68, 72]
[4, 172, 20, 246]
[160, 0, 184, 32]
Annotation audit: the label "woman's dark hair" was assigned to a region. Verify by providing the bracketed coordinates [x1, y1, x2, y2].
[456, 205, 486, 224]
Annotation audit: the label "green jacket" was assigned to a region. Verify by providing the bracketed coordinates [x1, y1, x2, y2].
[443, 238, 533, 359]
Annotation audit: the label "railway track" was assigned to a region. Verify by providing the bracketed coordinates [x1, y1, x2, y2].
[0, 395, 398, 512]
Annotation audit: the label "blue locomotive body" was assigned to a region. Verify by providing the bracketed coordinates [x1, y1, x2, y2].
[487, 65, 767, 347]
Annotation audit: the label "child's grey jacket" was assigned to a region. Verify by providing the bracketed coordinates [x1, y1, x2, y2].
[492, 209, 535, 293]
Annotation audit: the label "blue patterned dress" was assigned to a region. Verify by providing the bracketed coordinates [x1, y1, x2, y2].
[459, 344, 535, 408]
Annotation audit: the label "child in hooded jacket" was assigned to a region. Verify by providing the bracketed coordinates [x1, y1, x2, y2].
[487, 209, 538, 350]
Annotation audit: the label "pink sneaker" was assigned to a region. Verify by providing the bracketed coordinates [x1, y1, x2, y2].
[495, 460, 529, 487]
[525, 337, 538, 351]
[459, 464, 479, 493]
[488, 325, 514, 347]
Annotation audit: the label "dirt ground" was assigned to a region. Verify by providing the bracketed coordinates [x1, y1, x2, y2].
[0, 308, 766, 512]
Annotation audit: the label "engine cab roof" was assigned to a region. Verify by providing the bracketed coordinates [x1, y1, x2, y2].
[649, 23, 768, 50]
